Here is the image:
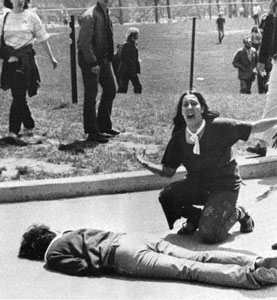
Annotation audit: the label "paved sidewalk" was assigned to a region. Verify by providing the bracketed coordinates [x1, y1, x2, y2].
[1, 151, 277, 203]
[1, 176, 277, 299]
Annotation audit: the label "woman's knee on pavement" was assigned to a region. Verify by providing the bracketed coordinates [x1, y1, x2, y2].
[198, 214, 228, 244]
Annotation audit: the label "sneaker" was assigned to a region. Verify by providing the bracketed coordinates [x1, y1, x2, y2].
[246, 143, 267, 157]
[238, 206, 255, 233]
[87, 133, 109, 144]
[253, 267, 277, 286]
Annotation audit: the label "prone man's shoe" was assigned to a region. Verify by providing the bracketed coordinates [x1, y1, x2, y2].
[238, 206, 255, 233]
[252, 267, 277, 286]
[246, 143, 267, 157]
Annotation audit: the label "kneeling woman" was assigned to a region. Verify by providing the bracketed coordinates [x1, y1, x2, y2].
[134, 91, 277, 243]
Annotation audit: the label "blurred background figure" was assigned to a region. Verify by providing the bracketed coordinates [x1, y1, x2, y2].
[216, 11, 225, 44]
[117, 27, 142, 94]
[251, 25, 262, 51]
[232, 36, 258, 94]
[239, 5, 245, 17]
[252, 4, 261, 25]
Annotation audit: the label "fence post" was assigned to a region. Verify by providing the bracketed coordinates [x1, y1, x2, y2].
[189, 17, 196, 92]
[69, 15, 78, 104]
[154, 0, 159, 23]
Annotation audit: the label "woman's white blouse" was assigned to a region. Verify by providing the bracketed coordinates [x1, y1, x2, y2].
[0, 9, 49, 49]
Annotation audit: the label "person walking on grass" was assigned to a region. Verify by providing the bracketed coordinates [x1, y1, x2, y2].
[251, 25, 262, 51]
[232, 36, 258, 94]
[117, 27, 142, 94]
[216, 11, 225, 44]
[134, 91, 277, 244]
[0, 0, 57, 146]
[247, 0, 277, 157]
[77, 0, 119, 145]
[252, 4, 261, 26]
[18, 223, 277, 289]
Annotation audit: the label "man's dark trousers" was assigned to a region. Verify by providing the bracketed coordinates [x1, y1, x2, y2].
[80, 60, 116, 134]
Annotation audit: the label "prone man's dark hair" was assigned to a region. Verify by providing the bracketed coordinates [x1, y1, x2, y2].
[172, 91, 219, 134]
[4, 0, 30, 9]
[18, 223, 56, 260]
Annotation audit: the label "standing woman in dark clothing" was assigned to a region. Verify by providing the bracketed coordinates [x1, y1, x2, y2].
[0, 0, 57, 146]
[117, 27, 142, 94]
[134, 91, 277, 244]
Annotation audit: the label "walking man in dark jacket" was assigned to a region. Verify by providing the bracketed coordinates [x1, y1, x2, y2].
[77, 0, 119, 144]
[232, 36, 258, 94]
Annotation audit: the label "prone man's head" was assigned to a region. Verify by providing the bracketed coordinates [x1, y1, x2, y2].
[18, 223, 57, 260]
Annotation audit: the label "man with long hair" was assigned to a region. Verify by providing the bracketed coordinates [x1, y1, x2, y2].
[18, 223, 277, 289]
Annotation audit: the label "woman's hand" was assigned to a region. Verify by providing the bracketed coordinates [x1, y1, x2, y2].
[133, 147, 176, 177]
[133, 147, 146, 165]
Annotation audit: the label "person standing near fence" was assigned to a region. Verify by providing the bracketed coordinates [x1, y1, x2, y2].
[216, 11, 225, 44]
[232, 36, 258, 94]
[117, 27, 142, 94]
[77, 0, 119, 144]
[247, 0, 277, 156]
[251, 25, 262, 51]
[0, 0, 57, 146]
[252, 4, 261, 26]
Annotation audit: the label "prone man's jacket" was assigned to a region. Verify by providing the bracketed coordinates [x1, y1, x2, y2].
[45, 228, 124, 276]
[232, 47, 258, 80]
[259, 13, 277, 64]
[77, 2, 114, 68]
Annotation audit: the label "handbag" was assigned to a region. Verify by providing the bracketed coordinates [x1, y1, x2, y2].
[0, 12, 9, 59]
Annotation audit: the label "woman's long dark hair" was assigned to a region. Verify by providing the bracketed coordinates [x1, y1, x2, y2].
[4, 0, 30, 9]
[172, 91, 219, 134]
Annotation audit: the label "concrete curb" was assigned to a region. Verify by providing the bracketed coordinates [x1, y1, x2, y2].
[1, 155, 277, 203]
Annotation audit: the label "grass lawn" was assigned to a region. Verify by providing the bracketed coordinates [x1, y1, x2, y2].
[0, 16, 268, 180]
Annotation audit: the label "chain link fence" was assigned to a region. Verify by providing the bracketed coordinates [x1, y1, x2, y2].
[10, 1, 268, 27]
